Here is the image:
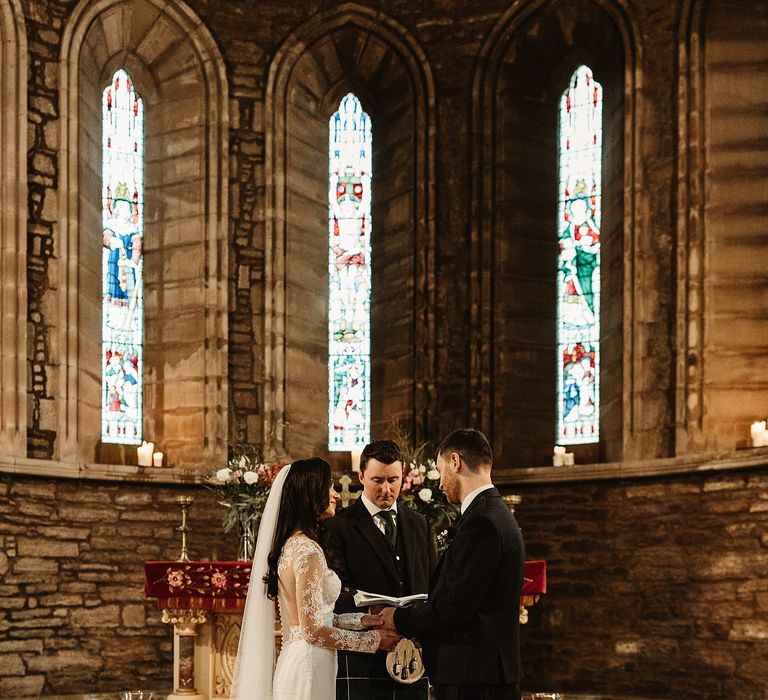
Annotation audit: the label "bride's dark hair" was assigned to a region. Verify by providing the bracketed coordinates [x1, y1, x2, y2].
[263, 457, 332, 599]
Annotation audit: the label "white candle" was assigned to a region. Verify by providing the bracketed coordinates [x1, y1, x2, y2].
[751, 421, 767, 446]
[552, 445, 566, 467]
[564, 452, 575, 466]
[152, 451, 164, 467]
[137, 440, 154, 467]
[350, 447, 363, 472]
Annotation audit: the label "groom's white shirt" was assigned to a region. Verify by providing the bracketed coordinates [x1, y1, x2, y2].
[460, 484, 494, 515]
[360, 492, 398, 535]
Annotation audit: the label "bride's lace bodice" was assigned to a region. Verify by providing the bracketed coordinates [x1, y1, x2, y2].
[277, 533, 379, 653]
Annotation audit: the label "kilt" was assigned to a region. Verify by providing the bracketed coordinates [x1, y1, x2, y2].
[337, 650, 429, 700]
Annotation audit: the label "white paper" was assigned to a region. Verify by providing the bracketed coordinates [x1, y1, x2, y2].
[353, 589, 428, 608]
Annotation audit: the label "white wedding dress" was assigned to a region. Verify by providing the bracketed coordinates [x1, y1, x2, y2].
[272, 533, 380, 699]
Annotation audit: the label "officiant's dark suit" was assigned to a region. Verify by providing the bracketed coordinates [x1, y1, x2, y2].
[392, 432, 525, 700]
[327, 441, 437, 700]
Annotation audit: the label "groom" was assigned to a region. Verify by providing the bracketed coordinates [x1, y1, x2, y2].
[380, 428, 525, 700]
[327, 439, 437, 700]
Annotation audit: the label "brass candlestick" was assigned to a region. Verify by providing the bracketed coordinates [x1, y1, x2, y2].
[175, 495, 193, 562]
[503, 493, 522, 513]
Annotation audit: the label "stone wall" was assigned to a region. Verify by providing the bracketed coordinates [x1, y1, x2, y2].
[0, 474, 235, 697]
[6, 0, 768, 696]
[514, 466, 768, 699]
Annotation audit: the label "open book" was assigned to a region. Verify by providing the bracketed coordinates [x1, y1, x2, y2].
[353, 590, 428, 608]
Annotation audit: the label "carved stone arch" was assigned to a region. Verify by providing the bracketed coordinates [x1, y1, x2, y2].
[58, 0, 229, 468]
[0, 0, 27, 459]
[676, 0, 768, 453]
[263, 3, 436, 460]
[469, 0, 643, 468]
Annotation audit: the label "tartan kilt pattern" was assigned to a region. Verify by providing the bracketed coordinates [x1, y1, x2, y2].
[337, 650, 429, 700]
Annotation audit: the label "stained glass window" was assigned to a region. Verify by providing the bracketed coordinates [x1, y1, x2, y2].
[328, 93, 372, 450]
[556, 65, 602, 444]
[101, 69, 144, 444]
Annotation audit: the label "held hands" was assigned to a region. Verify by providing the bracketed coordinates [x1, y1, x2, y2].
[379, 606, 397, 631]
[362, 611, 402, 650]
[376, 628, 402, 651]
[361, 612, 384, 628]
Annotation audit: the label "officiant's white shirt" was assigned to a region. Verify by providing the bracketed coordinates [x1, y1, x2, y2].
[360, 492, 398, 535]
[461, 484, 495, 514]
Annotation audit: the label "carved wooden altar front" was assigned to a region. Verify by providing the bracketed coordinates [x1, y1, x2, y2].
[144, 561, 263, 700]
[145, 560, 546, 699]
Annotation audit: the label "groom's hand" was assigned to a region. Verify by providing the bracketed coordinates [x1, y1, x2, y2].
[379, 606, 397, 631]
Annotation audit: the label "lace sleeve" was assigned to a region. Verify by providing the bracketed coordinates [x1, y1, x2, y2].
[293, 545, 380, 653]
[333, 613, 366, 631]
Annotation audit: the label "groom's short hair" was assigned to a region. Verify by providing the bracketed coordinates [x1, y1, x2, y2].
[360, 439, 402, 472]
[437, 428, 493, 473]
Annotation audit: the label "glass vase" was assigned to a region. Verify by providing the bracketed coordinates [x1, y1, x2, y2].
[238, 519, 256, 561]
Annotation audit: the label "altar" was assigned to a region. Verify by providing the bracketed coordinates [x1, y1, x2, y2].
[145, 560, 547, 699]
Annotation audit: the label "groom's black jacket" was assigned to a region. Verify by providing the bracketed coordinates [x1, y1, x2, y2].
[393, 487, 525, 686]
[326, 496, 437, 614]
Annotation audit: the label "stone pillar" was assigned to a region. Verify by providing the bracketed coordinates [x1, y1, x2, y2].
[162, 608, 207, 700]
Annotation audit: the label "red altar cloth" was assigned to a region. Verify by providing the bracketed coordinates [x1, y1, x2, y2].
[144, 559, 547, 611]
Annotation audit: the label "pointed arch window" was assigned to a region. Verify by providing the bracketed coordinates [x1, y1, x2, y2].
[101, 68, 144, 444]
[328, 93, 372, 450]
[557, 65, 602, 444]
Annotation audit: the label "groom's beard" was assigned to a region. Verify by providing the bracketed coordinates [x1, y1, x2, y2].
[441, 475, 461, 505]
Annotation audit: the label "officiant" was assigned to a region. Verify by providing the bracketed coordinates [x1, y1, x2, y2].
[327, 439, 438, 700]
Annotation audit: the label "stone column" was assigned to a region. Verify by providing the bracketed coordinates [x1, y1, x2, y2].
[162, 608, 207, 700]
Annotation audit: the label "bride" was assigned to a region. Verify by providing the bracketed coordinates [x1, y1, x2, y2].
[231, 458, 402, 699]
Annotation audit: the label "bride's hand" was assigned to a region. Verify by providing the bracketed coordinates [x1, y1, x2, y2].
[361, 613, 383, 628]
[377, 629, 402, 651]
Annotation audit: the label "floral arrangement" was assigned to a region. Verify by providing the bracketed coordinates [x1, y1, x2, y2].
[392, 424, 460, 539]
[209, 443, 284, 556]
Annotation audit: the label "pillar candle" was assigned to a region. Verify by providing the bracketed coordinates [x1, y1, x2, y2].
[152, 451, 164, 467]
[553, 445, 566, 467]
[350, 447, 363, 472]
[751, 421, 767, 447]
[137, 440, 154, 466]
[564, 452, 575, 466]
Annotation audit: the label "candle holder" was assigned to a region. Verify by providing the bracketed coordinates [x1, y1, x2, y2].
[503, 494, 522, 513]
[175, 495, 193, 562]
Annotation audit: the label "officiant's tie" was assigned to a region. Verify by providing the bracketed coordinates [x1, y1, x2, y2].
[376, 510, 397, 549]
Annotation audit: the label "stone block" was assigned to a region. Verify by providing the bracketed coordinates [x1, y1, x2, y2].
[26, 648, 104, 673]
[121, 604, 146, 628]
[34, 525, 90, 540]
[39, 594, 84, 607]
[0, 652, 25, 675]
[728, 620, 768, 641]
[0, 639, 43, 653]
[13, 558, 59, 575]
[0, 675, 45, 697]
[16, 538, 79, 558]
[57, 505, 119, 523]
[70, 604, 121, 628]
[114, 492, 153, 506]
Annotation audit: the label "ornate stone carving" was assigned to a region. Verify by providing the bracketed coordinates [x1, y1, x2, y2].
[212, 613, 242, 698]
[161, 607, 207, 632]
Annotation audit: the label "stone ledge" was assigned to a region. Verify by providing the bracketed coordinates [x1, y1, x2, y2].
[2, 448, 767, 486]
[0, 456, 207, 485]
[495, 447, 768, 485]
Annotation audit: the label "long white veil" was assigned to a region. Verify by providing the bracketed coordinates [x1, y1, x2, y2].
[230, 463, 291, 700]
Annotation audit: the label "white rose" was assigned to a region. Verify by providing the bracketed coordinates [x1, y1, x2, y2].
[238, 456, 248, 469]
[426, 469, 440, 480]
[243, 471, 259, 485]
[419, 465, 427, 473]
[418, 488, 432, 502]
[215, 467, 232, 482]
